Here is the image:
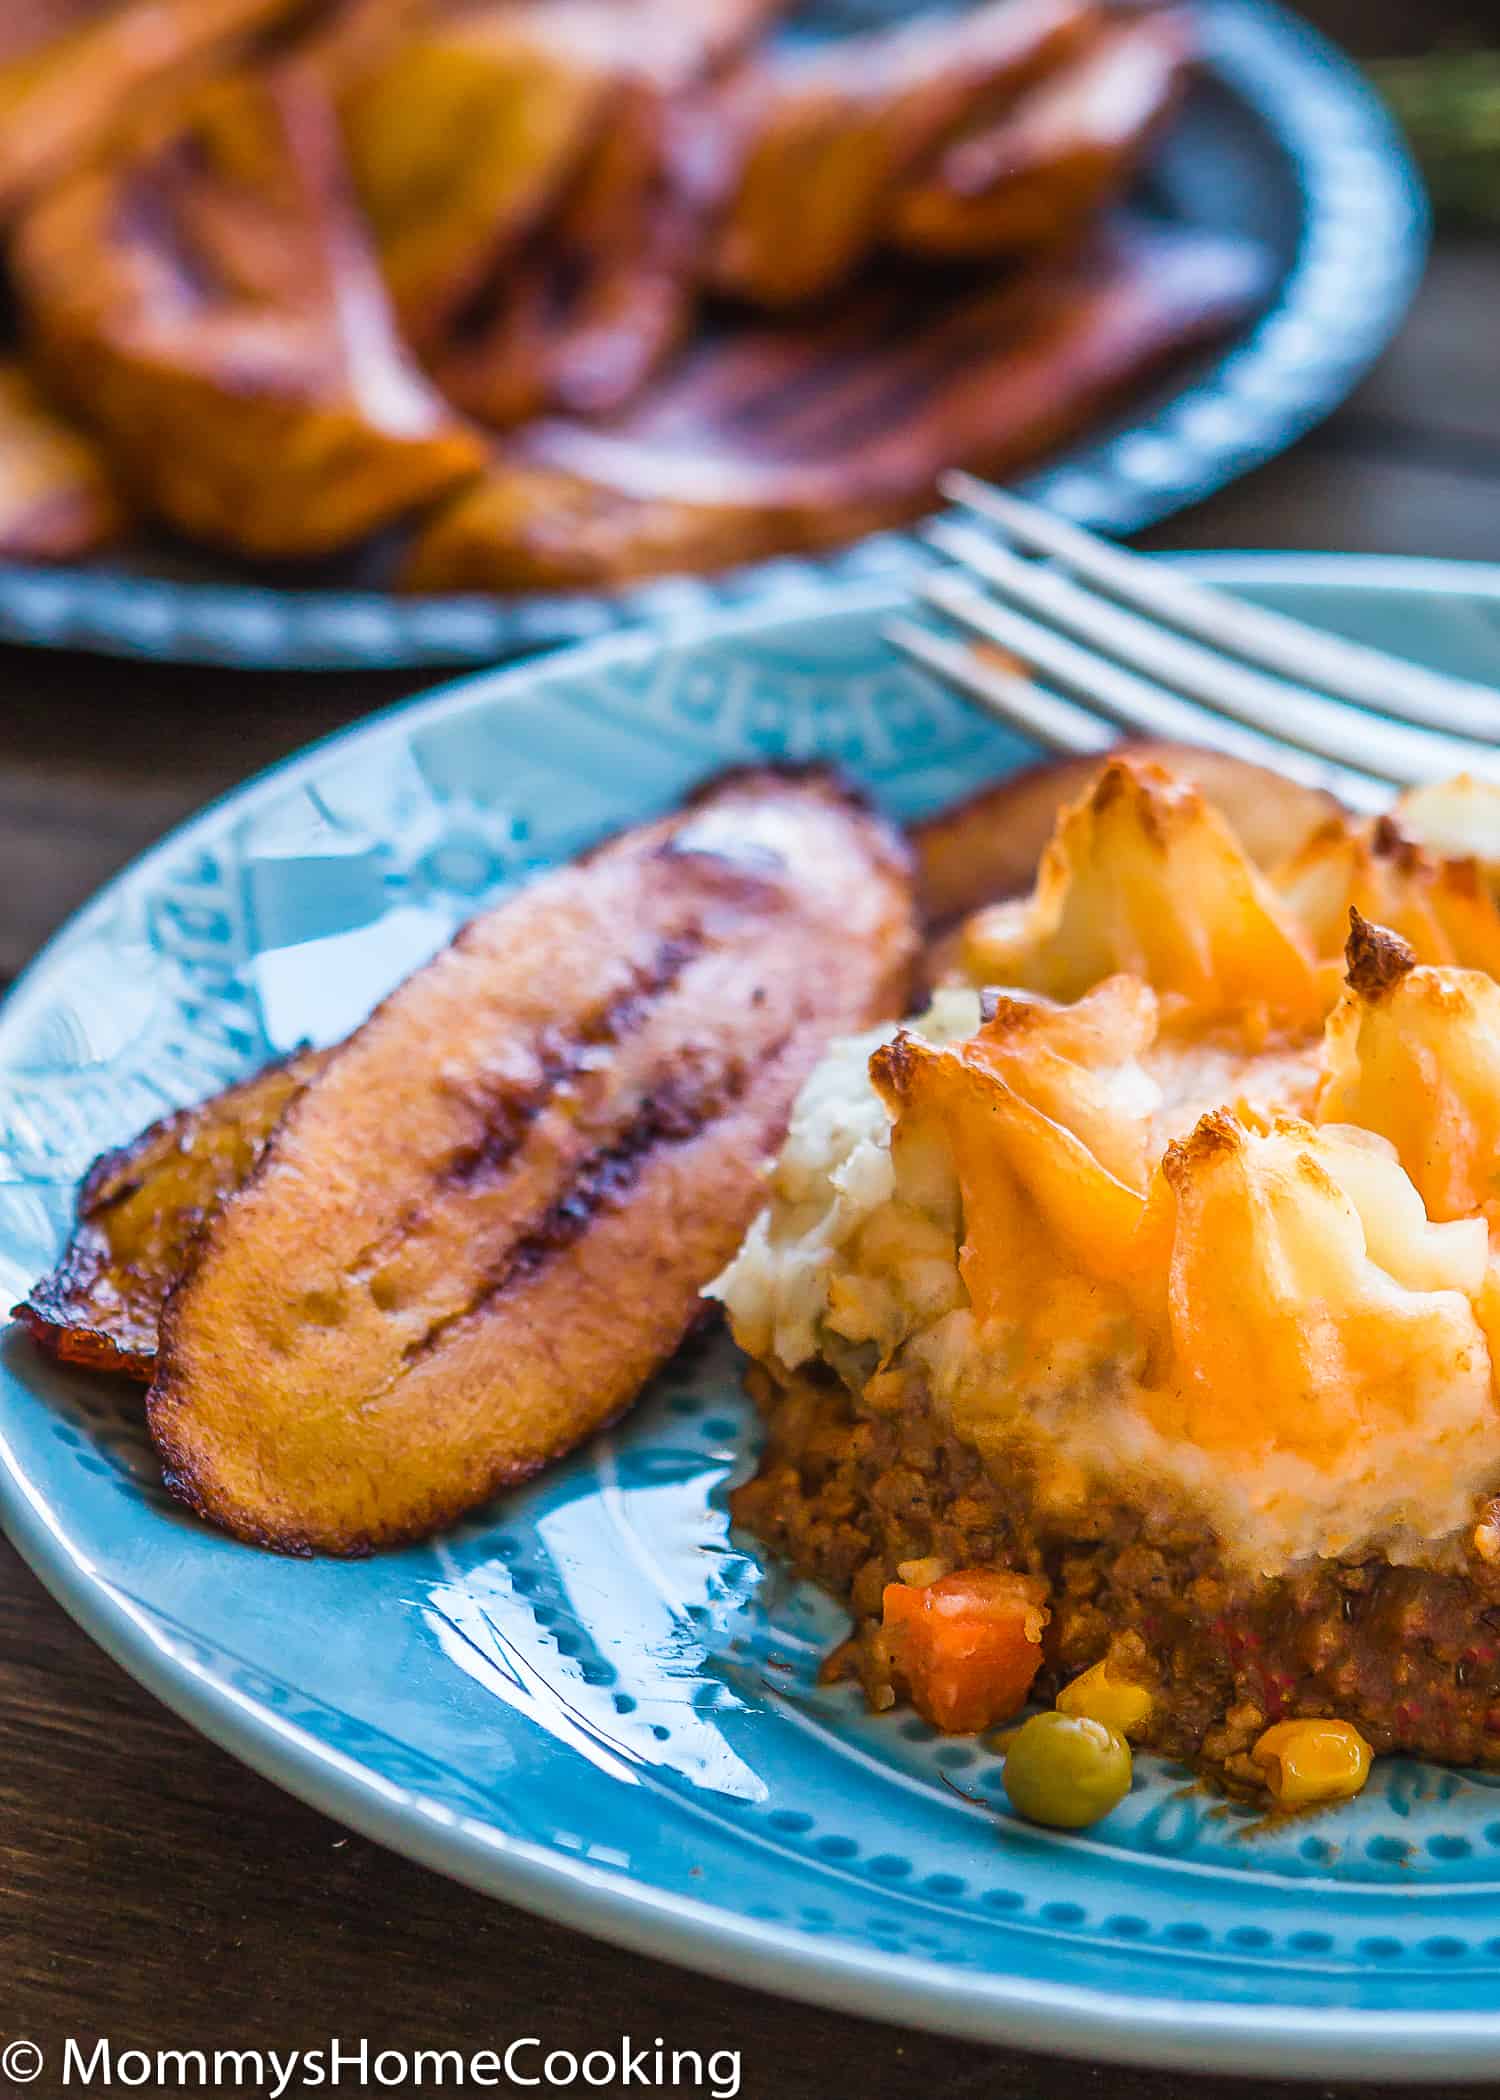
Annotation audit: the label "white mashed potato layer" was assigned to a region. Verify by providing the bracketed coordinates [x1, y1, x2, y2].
[708, 988, 980, 1370]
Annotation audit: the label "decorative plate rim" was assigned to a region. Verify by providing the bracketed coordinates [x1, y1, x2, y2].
[0, 0, 1428, 671]
[7, 555, 1500, 2076]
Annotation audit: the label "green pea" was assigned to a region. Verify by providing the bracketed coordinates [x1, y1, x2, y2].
[1001, 1710, 1132, 1830]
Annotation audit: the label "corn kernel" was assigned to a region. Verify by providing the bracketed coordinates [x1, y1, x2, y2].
[1057, 1660, 1154, 1742]
[895, 1557, 951, 1588]
[1251, 1718, 1372, 1807]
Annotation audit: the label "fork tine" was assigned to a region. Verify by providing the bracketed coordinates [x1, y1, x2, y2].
[926, 518, 1500, 788]
[913, 572, 1392, 813]
[942, 474, 1500, 743]
[886, 616, 1117, 758]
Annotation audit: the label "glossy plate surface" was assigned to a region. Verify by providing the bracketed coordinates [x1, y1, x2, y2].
[7, 558, 1500, 2076]
[0, 0, 1426, 669]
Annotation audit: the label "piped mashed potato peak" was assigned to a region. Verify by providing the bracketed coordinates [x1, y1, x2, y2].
[714, 760, 1500, 1580]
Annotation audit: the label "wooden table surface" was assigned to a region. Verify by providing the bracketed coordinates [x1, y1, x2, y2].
[4, 12, 1500, 2096]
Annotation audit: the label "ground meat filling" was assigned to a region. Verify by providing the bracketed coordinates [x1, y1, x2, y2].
[732, 1366, 1500, 1787]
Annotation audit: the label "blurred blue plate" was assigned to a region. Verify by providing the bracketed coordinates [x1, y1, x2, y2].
[0, 0, 1425, 670]
[6, 555, 1500, 2075]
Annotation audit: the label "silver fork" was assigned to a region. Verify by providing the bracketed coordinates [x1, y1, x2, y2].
[887, 473, 1500, 814]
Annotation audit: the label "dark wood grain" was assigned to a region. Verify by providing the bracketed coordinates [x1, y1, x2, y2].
[2, 5, 1499, 2092]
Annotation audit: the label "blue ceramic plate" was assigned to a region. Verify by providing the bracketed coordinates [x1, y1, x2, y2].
[0, 0, 1426, 670]
[7, 557, 1500, 2077]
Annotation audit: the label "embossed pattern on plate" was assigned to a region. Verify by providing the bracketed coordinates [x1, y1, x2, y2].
[7, 559, 1500, 2076]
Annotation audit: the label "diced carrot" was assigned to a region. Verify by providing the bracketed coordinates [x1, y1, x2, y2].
[882, 1568, 1050, 1735]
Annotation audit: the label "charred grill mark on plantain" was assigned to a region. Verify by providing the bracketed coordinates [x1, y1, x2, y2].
[442, 929, 706, 1187]
[399, 1036, 787, 1371]
[336, 930, 709, 1312]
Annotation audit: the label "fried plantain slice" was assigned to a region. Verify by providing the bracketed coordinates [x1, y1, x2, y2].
[14, 62, 485, 558]
[433, 61, 700, 428]
[16, 1051, 325, 1381]
[147, 769, 916, 1554]
[889, 10, 1193, 260]
[345, 0, 786, 377]
[401, 218, 1267, 594]
[339, 3, 623, 350]
[0, 360, 131, 561]
[0, 0, 304, 221]
[703, 0, 1099, 309]
[649, 0, 797, 72]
